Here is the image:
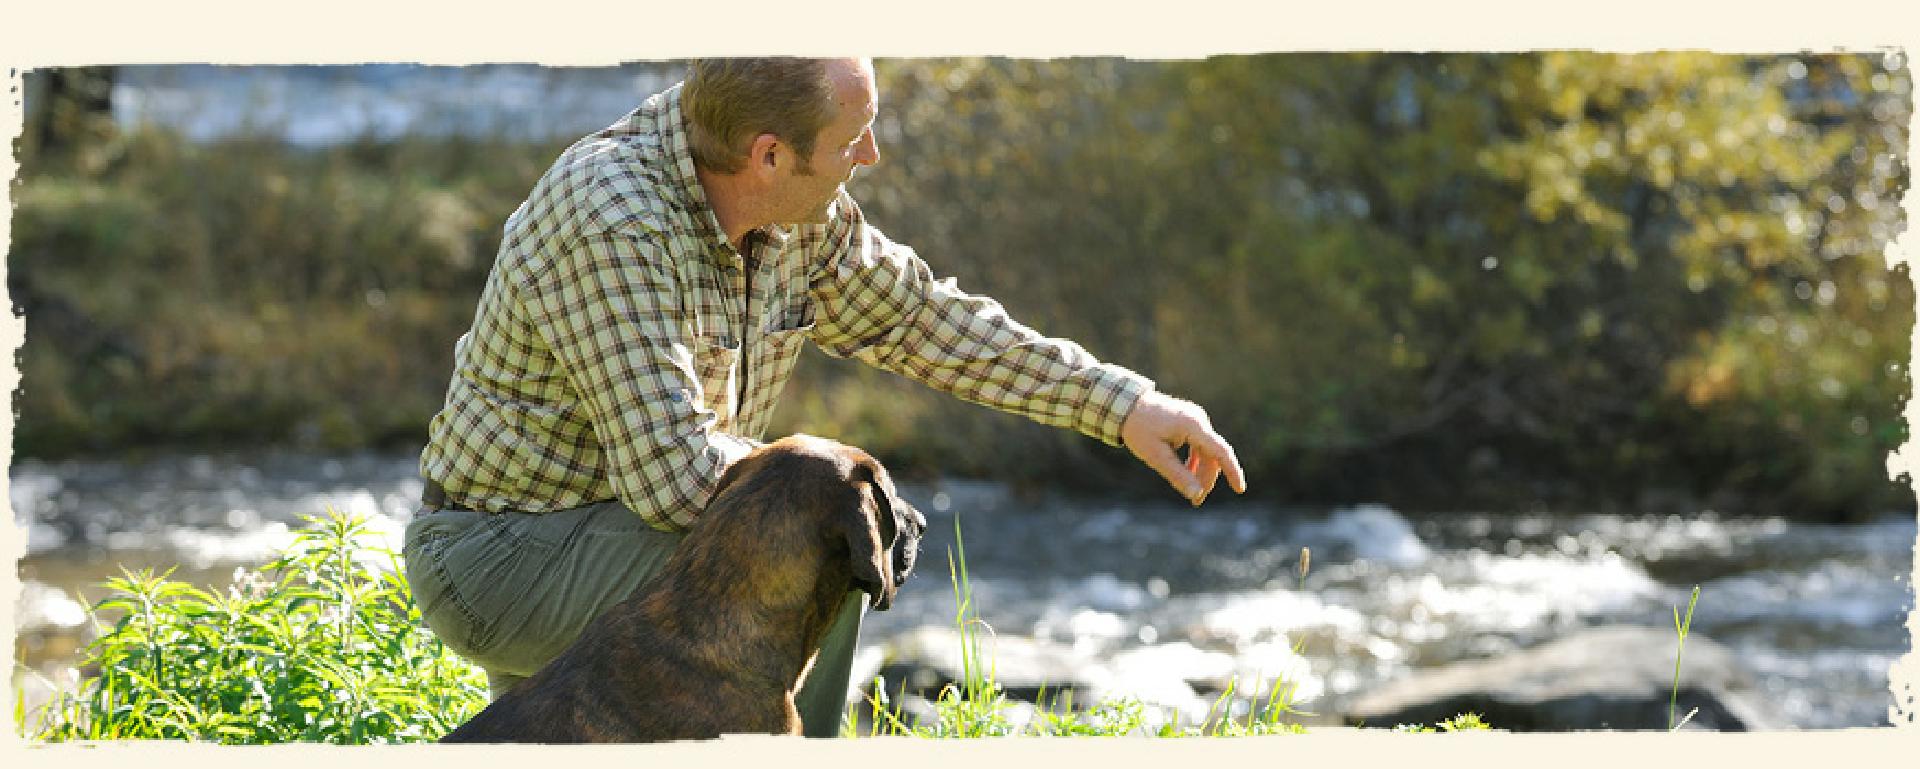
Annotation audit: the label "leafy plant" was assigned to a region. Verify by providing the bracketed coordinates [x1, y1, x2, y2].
[1393, 713, 1493, 733]
[23, 508, 488, 743]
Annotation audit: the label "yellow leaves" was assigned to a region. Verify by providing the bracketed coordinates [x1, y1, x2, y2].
[1671, 323, 1778, 410]
[1680, 356, 1739, 409]
[1574, 199, 1628, 238]
[1647, 144, 1676, 190]
[1409, 264, 1451, 308]
[1517, 150, 1585, 221]
[1578, 309, 1606, 340]
[415, 189, 480, 270]
[1525, 186, 1560, 222]
[1549, 85, 1588, 121]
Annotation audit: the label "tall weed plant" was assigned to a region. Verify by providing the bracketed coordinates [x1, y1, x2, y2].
[23, 509, 488, 743]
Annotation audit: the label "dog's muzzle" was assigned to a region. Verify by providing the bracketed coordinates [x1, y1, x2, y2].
[863, 498, 925, 612]
[893, 500, 926, 587]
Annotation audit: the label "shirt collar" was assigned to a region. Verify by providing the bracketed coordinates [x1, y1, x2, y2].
[659, 84, 792, 266]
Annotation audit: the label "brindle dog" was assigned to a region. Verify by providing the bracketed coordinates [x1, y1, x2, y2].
[440, 435, 926, 743]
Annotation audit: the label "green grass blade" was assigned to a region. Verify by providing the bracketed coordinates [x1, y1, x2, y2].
[1668, 585, 1701, 731]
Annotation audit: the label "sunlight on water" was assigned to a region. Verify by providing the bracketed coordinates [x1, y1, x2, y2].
[1294, 503, 1432, 567]
[1701, 560, 1911, 629]
[1191, 589, 1370, 646]
[1412, 549, 1664, 631]
[11, 454, 1912, 729]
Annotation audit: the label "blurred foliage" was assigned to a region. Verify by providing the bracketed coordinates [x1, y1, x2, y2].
[793, 54, 1913, 519]
[10, 54, 1913, 519]
[12, 127, 546, 453]
[19, 67, 119, 167]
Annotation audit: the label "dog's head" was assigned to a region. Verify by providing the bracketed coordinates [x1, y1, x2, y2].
[713, 435, 925, 611]
[838, 444, 924, 612]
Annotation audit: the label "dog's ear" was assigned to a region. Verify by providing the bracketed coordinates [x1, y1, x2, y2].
[867, 470, 901, 561]
[841, 464, 898, 611]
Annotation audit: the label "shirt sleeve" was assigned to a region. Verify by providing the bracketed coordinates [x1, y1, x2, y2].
[520, 223, 758, 532]
[804, 195, 1153, 447]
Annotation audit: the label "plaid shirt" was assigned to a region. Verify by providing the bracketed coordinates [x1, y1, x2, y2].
[420, 83, 1152, 531]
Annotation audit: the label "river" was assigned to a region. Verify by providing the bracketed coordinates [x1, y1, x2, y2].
[108, 63, 684, 146]
[10, 450, 1913, 730]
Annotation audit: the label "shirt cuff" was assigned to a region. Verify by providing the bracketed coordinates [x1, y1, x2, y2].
[710, 432, 762, 469]
[1078, 364, 1155, 448]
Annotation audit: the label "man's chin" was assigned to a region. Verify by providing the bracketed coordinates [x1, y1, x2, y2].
[803, 194, 843, 224]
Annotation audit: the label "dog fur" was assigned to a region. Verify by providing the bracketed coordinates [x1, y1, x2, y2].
[439, 434, 925, 743]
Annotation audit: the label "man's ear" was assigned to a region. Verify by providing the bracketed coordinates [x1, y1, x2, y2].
[747, 132, 783, 175]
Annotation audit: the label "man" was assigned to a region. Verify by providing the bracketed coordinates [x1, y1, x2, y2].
[403, 57, 1246, 738]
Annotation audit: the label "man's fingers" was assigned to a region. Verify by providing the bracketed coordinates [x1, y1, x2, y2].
[1180, 446, 1220, 506]
[1195, 454, 1222, 501]
[1120, 391, 1245, 503]
[1137, 438, 1202, 501]
[1194, 424, 1247, 494]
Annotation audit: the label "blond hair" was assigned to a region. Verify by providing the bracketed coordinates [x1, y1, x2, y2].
[684, 58, 835, 174]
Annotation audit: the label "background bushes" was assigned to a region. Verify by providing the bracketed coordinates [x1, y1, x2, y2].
[12, 54, 1912, 518]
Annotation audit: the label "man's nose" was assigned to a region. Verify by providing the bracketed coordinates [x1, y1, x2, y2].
[855, 129, 880, 167]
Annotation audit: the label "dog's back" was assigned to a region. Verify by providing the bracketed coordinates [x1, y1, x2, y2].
[437, 436, 923, 743]
[440, 625, 782, 742]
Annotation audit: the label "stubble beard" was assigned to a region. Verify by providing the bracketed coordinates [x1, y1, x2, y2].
[803, 186, 844, 223]
[788, 157, 846, 225]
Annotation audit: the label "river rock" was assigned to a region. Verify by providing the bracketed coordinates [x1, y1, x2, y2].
[876, 626, 1103, 704]
[1343, 626, 1785, 731]
[875, 629, 1206, 713]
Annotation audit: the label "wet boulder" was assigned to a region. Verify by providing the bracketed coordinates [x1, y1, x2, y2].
[874, 626, 1104, 706]
[1343, 626, 1785, 731]
[872, 629, 1216, 716]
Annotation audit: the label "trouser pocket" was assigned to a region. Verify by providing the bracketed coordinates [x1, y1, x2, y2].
[402, 500, 687, 677]
[403, 506, 556, 668]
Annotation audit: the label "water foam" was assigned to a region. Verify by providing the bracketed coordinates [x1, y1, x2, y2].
[1293, 503, 1432, 568]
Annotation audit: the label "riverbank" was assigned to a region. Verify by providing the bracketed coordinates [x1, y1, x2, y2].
[11, 452, 1911, 729]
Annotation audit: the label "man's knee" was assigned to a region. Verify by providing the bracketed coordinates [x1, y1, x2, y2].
[484, 669, 529, 702]
[406, 500, 695, 676]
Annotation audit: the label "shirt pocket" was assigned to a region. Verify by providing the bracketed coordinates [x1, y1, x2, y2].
[739, 323, 813, 438]
[692, 333, 741, 424]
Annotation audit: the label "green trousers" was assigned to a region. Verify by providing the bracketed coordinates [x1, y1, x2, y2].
[402, 498, 865, 738]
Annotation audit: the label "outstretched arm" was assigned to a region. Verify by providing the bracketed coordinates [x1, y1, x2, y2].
[804, 195, 1248, 505]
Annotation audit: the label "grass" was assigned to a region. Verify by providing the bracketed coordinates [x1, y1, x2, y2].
[1669, 585, 1703, 731]
[1392, 713, 1492, 733]
[21, 507, 1491, 743]
[19, 508, 487, 743]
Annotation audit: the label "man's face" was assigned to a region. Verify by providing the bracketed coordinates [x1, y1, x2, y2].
[773, 59, 880, 225]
